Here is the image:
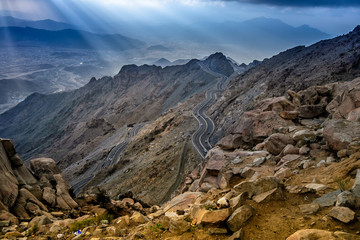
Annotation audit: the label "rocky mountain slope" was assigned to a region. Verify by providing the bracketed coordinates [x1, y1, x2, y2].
[208, 25, 360, 141]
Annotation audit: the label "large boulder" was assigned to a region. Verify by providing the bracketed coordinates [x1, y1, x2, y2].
[326, 78, 360, 119]
[256, 97, 295, 112]
[218, 134, 242, 150]
[30, 158, 61, 182]
[231, 110, 294, 145]
[286, 229, 358, 240]
[227, 205, 254, 232]
[234, 176, 283, 199]
[54, 174, 78, 210]
[190, 204, 230, 225]
[0, 140, 19, 210]
[323, 119, 360, 151]
[265, 133, 295, 155]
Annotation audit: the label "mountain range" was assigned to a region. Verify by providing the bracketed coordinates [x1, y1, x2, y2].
[0, 26, 359, 205]
[0, 26, 145, 50]
[0, 15, 77, 31]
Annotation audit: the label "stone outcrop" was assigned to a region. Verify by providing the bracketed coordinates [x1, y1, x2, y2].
[0, 139, 78, 225]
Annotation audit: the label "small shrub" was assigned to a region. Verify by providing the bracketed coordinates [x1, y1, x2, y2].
[202, 204, 216, 210]
[68, 213, 114, 233]
[335, 178, 350, 192]
[184, 215, 192, 222]
[26, 223, 39, 236]
[149, 223, 166, 232]
[96, 188, 111, 206]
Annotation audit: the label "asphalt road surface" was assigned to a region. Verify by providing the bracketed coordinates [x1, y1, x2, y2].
[191, 63, 229, 158]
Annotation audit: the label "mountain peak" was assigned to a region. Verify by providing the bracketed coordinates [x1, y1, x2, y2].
[353, 25, 360, 33]
[202, 52, 234, 77]
[205, 52, 226, 61]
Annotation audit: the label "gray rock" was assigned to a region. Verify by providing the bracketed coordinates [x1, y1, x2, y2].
[253, 188, 283, 203]
[316, 160, 327, 168]
[352, 169, 360, 197]
[328, 206, 355, 223]
[312, 190, 342, 207]
[293, 130, 316, 142]
[252, 157, 266, 167]
[336, 191, 357, 209]
[28, 215, 52, 228]
[299, 203, 320, 214]
[326, 156, 336, 163]
[227, 205, 254, 232]
[228, 229, 244, 240]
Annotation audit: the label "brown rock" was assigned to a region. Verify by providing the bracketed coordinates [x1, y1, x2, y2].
[328, 206, 355, 223]
[229, 192, 248, 213]
[91, 206, 107, 216]
[293, 130, 316, 142]
[323, 119, 360, 150]
[299, 203, 320, 214]
[1, 139, 16, 157]
[25, 202, 42, 216]
[4, 231, 24, 239]
[130, 212, 149, 224]
[346, 107, 360, 122]
[53, 174, 78, 209]
[0, 210, 18, 225]
[286, 229, 336, 240]
[257, 96, 295, 112]
[265, 133, 295, 155]
[200, 208, 230, 225]
[227, 205, 254, 232]
[28, 215, 52, 228]
[232, 110, 294, 145]
[253, 188, 283, 203]
[43, 187, 56, 207]
[299, 105, 325, 119]
[228, 229, 244, 240]
[122, 198, 135, 206]
[274, 168, 292, 180]
[164, 192, 203, 213]
[282, 145, 299, 155]
[280, 111, 299, 120]
[234, 176, 282, 198]
[218, 134, 242, 150]
[0, 141, 19, 210]
[30, 158, 61, 181]
[299, 145, 310, 155]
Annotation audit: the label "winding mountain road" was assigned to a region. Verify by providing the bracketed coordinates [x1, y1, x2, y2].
[191, 63, 229, 158]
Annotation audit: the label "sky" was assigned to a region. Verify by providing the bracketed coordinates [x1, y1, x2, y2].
[0, 0, 359, 36]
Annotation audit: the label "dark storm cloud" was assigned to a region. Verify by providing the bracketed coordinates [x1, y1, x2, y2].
[219, 0, 360, 7]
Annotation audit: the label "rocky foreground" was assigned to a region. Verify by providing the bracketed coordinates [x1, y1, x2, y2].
[1, 77, 360, 239]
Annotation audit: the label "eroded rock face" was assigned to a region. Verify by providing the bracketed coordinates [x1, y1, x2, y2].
[231, 110, 294, 146]
[0, 139, 78, 222]
[323, 119, 360, 151]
